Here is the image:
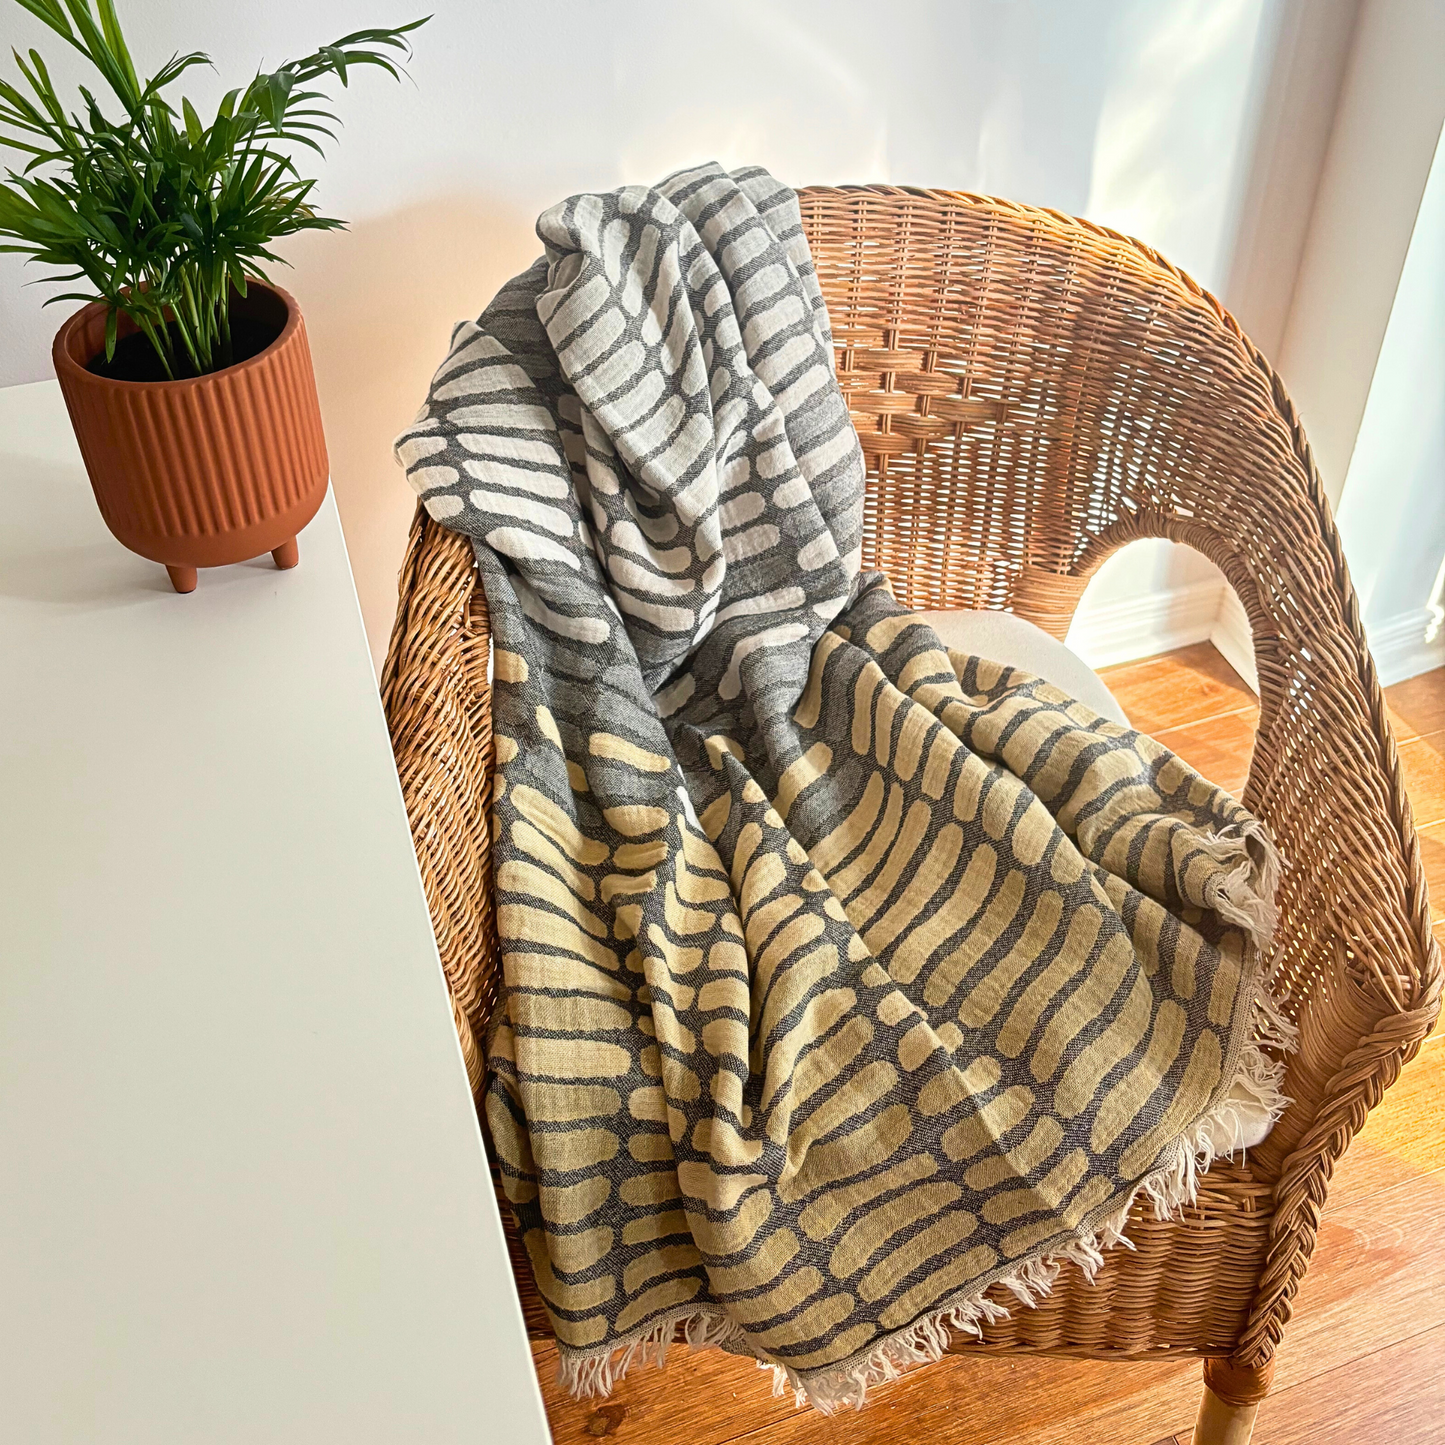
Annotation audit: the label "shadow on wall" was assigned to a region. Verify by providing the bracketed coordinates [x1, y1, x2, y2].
[277, 196, 540, 673]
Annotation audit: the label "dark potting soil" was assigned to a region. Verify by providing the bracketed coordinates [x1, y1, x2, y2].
[87, 315, 281, 382]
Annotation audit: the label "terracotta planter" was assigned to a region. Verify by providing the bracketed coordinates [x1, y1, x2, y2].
[52, 281, 329, 593]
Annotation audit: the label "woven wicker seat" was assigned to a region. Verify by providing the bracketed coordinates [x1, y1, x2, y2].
[381, 187, 1440, 1441]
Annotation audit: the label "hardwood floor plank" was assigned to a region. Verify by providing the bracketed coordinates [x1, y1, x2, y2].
[531, 1331, 1198, 1445]
[1266, 1169, 1445, 1398]
[997, 1366, 1201, 1445]
[1398, 731, 1445, 829]
[1149, 708, 1259, 798]
[1385, 667, 1445, 744]
[1323, 1041, 1445, 1211]
[1418, 820, 1445, 929]
[531, 1336, 794, 1445]
[727, 1354, 1199, 1445]
[1098, 644, 1254, 734]
[1230, 1324, 1445, 1445]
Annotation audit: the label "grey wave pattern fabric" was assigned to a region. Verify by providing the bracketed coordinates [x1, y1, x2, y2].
[393, 164, 1292, 1410]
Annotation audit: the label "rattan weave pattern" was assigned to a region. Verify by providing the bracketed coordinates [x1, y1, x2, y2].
[380, 187, 1440, 1366]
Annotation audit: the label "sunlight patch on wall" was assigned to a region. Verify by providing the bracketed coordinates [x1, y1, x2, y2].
[1082, 0, 1267, 290]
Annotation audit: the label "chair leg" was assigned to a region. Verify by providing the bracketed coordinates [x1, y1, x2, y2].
[1193, 1358, 1274, 1445]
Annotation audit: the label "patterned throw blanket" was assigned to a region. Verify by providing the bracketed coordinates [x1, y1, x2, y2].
[394, 165, 1292, 1410]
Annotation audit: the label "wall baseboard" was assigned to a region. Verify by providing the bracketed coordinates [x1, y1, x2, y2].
[1066, 579, 1226, 672]
[1366, 607, 1445, 687]
[1068, 580, 1442, 693]
[1209, 584, 1260, 693]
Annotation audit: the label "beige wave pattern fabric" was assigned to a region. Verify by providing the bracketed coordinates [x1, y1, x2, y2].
[394, 164, 1292, 1410]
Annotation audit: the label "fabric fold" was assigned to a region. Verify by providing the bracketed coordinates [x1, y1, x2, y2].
[394, 163, 1292, 1411]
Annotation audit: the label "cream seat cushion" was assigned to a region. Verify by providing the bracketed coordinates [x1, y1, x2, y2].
[922, 609, 1274, 1152]
[925, 609, 1129, 727]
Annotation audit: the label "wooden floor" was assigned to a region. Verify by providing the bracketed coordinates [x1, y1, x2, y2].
[528, 647, 1445, 1445]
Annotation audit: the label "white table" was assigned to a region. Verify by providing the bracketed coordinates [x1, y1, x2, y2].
[0, 381, 552, 1444]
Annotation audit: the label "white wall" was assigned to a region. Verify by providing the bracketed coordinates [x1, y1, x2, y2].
[1221, 0, 1361, 360]
[1275, 0, 1445, 507]
[1335, 121, 1445, 685]
[0, 0, 1353, 667]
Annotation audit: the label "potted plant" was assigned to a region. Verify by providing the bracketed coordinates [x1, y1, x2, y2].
[0, 0, 426, 591]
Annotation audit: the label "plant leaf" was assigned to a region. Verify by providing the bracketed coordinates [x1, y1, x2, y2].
[181, 94, 202, 145]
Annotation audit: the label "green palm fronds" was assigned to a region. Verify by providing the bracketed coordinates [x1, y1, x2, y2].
[0, 1, 427, 376]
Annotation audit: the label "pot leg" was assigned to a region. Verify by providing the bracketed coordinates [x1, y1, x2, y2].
[271, 538, 299, 571]
[166, 564, 198, 594]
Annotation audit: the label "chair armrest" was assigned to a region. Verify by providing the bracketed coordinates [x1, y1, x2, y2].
[380, 509, 499, 1094]
[995, 223, 1441, 1363]
[1073, 397, 1442, 1365]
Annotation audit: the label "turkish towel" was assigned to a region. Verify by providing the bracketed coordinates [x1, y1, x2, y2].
[394, 164, 1292, 1410]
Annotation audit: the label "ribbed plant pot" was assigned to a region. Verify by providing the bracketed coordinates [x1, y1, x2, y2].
[52, 281, 329, 593]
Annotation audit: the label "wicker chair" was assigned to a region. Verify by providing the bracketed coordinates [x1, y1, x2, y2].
[381, 187, 1441, 1444]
